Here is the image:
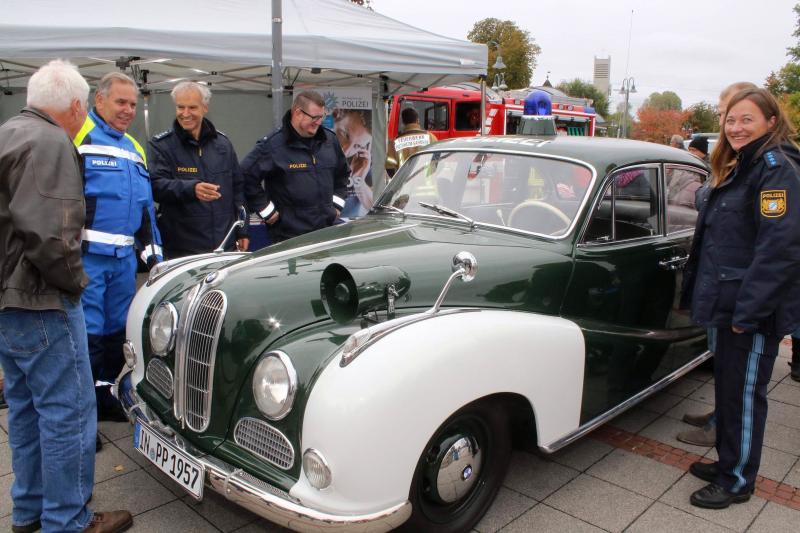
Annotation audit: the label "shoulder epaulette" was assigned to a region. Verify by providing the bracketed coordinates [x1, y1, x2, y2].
[153, 130, 172, 141]
[764, 150, 783, 169]
[262, 127, 282, 142]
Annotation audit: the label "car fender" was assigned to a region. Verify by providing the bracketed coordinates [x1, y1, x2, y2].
[291, 309, 584, 514]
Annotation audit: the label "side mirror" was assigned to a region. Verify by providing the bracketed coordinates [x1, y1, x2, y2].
[431, 251, 478, 313]
[452, 251, 477, 282]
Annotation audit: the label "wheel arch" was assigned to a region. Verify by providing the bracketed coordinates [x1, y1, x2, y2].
[290, 309, 583, 515]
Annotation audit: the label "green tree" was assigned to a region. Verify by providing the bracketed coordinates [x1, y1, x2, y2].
[555, 78, 609, 117]
[467, 18, 541, 89]
[642, 91, 682, 111]
[789, 3, 800, 61]
[686, 102, 720, 133]
[610, 101, 634, 138]
[766, 62, 800, 95]
[767, 3, 800, 134]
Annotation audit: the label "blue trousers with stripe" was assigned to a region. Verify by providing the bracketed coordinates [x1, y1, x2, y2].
[81, 252, 137, 410]
[713, 328, 779, 493]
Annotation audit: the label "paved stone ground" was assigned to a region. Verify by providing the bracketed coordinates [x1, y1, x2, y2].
[1, 343, 799, 532]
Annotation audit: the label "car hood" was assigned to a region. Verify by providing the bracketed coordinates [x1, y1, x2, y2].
[219, 216, 569, 358]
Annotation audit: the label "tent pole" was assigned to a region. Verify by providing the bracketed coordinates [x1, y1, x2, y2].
[271, 0, 283, 127]
[480, 76, 486, 136]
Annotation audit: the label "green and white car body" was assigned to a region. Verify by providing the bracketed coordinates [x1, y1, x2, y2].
[119, 135, 711, 532]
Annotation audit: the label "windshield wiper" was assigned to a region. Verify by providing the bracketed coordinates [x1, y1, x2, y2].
[418, 201, 475, 228]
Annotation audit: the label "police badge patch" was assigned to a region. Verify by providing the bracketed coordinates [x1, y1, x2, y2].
[760, 190, 787, 217]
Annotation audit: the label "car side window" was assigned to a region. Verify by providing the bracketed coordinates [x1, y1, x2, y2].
[583, 167, 660, 243]
[665, 165, 704, 233]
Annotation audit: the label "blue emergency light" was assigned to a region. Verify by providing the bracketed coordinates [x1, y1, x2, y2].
[524, 90, 552, 116]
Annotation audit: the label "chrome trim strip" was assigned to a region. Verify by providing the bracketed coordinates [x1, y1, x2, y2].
[540, 349, 713, 453]
[173, 283, 201, 426]
[147, 252, 249, 286]
[225, 224, 419, 275]
[340, 308, 481, 368]
[119, 376, 411, 532]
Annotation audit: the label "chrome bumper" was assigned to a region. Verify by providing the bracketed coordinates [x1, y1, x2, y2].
[115, 371, 412, 532]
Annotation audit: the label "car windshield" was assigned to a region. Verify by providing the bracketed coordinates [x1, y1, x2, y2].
[376, 151, 593, 237]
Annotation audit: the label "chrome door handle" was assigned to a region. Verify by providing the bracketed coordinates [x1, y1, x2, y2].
[658, 255, 689, 270]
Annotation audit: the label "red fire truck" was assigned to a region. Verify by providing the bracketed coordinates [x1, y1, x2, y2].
[387, 82, 597, 142]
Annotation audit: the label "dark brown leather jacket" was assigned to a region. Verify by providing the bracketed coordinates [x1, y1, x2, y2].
[0, 107, 88, 310]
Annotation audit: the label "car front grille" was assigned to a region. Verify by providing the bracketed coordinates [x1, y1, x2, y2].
[179, 289, 226, 432]
[234, 417, 295, 470]
[146, 358, 173, 399]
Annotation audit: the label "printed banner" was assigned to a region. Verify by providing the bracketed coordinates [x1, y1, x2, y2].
[310, 86, 373, 218]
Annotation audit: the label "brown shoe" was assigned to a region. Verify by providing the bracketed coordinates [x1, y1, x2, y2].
[682, 410, 713, 427]
[677, 424, 716, 447]
[82, 511, 133, 533]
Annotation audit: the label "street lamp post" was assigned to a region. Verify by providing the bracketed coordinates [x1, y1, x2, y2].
[618, 77, 636, 138]
[488, 40, 508, 92]
[480, 40, 507, 136]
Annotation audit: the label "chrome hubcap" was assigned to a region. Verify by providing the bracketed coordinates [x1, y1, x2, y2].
[435, 436, 482, 503]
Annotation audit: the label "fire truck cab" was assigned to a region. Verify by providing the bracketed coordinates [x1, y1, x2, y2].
[388, 82, 597, 143]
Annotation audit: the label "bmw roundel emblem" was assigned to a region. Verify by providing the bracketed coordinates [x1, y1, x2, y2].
[462, 465, 473, 481]
[205, 272, 218, 284]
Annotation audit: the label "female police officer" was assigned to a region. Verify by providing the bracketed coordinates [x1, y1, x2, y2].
[681, 88, 800, 509]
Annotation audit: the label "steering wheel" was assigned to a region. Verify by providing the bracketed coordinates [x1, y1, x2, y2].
[507, 200, 571, 235]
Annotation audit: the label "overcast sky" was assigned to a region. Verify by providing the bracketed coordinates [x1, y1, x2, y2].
[373, 0, 798, 111]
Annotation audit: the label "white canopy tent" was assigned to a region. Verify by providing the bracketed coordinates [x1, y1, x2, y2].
[0, 0, 486, 96]
[0, 0, 487, 198]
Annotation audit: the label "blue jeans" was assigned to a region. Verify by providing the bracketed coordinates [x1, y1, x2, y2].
[0, 298, 95, 532]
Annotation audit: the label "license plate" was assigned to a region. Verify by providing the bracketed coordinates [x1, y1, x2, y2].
[134, 421, 205, 499]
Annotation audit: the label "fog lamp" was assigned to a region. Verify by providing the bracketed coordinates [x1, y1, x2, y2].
[303, 448, 332, 490]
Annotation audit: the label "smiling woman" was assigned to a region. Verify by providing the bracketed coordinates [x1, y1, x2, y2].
[683, 87, 800, 509]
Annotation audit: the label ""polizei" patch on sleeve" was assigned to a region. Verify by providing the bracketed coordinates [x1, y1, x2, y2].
[760, 189, 787, 217]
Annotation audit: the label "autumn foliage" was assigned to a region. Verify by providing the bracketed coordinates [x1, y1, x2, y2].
[632, 107, 690, 144]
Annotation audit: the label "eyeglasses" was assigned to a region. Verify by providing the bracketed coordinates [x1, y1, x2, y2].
[299, 108, 326, 122]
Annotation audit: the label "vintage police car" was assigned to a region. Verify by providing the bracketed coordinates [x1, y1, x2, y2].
[118, 135, 711, 532]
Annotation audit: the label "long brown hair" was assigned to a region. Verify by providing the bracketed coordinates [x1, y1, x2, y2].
[710, 88, 798, 187]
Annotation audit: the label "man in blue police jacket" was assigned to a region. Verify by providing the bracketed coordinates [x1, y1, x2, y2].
[149, 81, 248, 258]
[242, 90, 349, 242]
[74, 72, 162, 423]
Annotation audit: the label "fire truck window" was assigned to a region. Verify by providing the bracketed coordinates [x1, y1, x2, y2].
[456, 103, 482, 131]
[401, 100, 448, 133]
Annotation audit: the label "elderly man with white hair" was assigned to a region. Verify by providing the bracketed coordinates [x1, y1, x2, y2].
[148, 81, 248, 258]
[0, 59, 132, 533]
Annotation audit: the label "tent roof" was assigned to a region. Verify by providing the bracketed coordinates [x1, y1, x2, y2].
[0, 0, 487, 95]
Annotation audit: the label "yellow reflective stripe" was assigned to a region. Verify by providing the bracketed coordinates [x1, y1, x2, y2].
[125, 133, 147, 167]
[73, 116, 96, 147]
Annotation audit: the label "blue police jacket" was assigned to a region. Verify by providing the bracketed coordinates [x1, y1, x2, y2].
[241, 110, 349, 241]
[149, 118, 247, 256]
[681, 135, 800, 335]
[74, 109, 162, 264]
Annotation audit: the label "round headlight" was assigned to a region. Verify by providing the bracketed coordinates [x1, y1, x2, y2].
[252, 351, 297, 420]
[303, 448, 332, 490]
[149, 303, 177, 355]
